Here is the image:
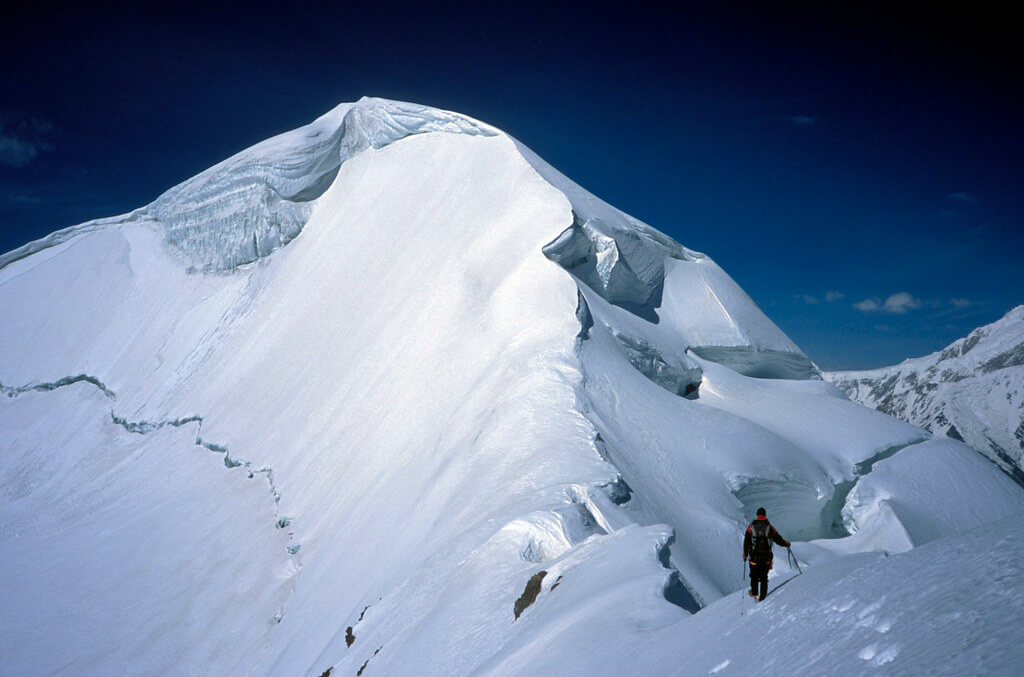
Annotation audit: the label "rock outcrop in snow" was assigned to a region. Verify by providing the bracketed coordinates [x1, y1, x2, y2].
[827, 306, 1024, 484]
[2, 98, 1022, 675]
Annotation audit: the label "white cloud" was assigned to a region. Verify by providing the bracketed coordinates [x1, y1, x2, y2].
[882, 292, 922, 314]
[825, 291, 844, 302]
[796, 294, 819, 304]
[949, 298, 973, 308]
[853, 292, 922, 314]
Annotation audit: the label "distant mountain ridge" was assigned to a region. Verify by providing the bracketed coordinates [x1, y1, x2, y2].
[827, 306, 1024, 484]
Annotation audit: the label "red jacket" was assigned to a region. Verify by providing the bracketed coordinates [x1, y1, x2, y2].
[743, 515, 790, 561]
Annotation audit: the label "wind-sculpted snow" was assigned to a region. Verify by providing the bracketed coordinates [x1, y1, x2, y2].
[147, 97, 497, 272]
[2, 100, 1023, 675]
[612, 331, 702, 398]
[827, 305, 1024, 484]
[0, 109, 339, 275]
[526, 139, 817, 382]
[0, 212, 141, 273]
[543, 213, 819, 384]
[731, 439, 929, 543]
[688, 345, 819, 380]
[543, 211, 688, 321]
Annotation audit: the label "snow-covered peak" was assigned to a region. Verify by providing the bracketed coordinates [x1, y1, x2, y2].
[827, 305, 1024, 483]
[2, 101, 1022, 674]
[0, 98, 496, 275]
[835, 305, 1024, 380]
[146, 97, 499, 272]
[1, 97, 816, 379]
[145, 95, 816, 381]
[931, 304, 1024, 371]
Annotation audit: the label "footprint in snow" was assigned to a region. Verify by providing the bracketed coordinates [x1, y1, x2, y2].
[708, 659, 730, 674]
[833, 599, 855, 613]
[856, 598, 887, 628]
[858, 642, 900, 666]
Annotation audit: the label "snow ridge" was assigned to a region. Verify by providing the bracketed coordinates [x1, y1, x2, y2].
[0, 99, 498, 275]
[146, 97, 498, 272]
[543, 209, 692, 321]
[0, 213, 140, 273]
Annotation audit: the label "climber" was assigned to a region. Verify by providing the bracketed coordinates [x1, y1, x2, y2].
[742, 507, 790, 601]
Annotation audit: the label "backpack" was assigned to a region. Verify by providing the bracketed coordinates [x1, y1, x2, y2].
[750, 520, 773, 559]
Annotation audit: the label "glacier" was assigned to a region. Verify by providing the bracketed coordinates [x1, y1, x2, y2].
[1, 97, 1023, 675]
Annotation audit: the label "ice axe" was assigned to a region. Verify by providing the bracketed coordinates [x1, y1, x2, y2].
[740, 558, 748, 616]
[787, 547, 802, 574]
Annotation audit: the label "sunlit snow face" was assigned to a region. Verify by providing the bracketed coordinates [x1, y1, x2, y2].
[151, 99, 497, 273]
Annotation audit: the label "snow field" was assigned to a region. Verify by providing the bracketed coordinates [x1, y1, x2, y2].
[0, 383, 294, 674]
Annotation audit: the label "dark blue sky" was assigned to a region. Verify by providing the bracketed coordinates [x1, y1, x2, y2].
[2, 3, 1020, 369]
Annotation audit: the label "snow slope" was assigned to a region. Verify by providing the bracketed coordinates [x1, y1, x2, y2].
[2, 98, 1023, 674]
[828, 306, 1024, 484]
[487, 512, 1024, 675]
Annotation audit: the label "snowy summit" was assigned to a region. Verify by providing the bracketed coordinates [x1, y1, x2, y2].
[2, 98, 1023, 675]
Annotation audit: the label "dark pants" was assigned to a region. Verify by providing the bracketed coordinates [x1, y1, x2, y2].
[749, 560, 771, 599]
